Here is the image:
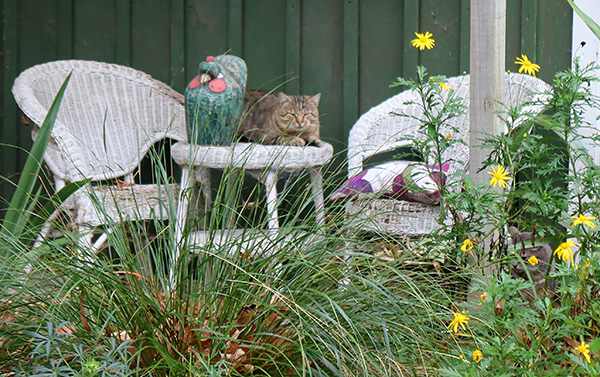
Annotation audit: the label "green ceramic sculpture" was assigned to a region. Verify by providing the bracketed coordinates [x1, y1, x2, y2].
[185, 54, 247, 145]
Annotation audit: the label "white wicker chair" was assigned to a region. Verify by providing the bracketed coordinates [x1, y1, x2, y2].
[12, 60, 188, 249]
[346, 73, 552, 237]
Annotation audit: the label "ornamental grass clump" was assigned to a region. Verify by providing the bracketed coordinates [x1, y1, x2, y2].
[6, 26, 600, 377]
[0, 114, 457, 376]
[0, 207, 459, 376]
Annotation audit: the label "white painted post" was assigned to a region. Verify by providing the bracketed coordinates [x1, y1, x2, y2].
[569, 0, 599, 224]
[470, 0, 506, 184]
[469, 1, 506, 269]
[571, 0, 600, 164]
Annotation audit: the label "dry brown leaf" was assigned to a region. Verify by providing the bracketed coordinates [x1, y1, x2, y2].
[495, 300, 504, 316]
[562, 335, 579, 349]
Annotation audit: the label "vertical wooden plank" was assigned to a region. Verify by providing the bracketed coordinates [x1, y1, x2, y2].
[470, 0, 506, 184]
[238, 0, 285, 89]
[58, 0, 74, 59]
[538, 0, 572, 82]
[520, 0, 537, 59]
[342, 0, 359, 139]
[228, 0, 243, 56]
[131, 0, 170, 81]
[116, 0, 131, 66]
[170, 0, 185, 91]
[359, 1, 403, 113]
[459, 0, 470, 73]
[2, 0, 19, 191]
[185, 0, 230, 77]
[73, 0, 116, 62]
[19, 0, 59, 67]
[402, 1, 419, 79]
[285, 0, 301, 93]
[419, 1, 462, 76]
[300, 0, 344, 147]
[505, 0, 521, 71]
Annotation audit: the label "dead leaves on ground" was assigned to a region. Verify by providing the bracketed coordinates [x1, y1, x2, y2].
[99, 291, 297, 373]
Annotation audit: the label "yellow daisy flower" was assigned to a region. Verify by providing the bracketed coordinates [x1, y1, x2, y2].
[488, 165, 511, 188]
[515, 54, 541, 77]
[445, 134, 452, 141]
[447, 311, 470, 333]
[461, 239, 474, 255]
[571, 214, 597, 229]
[473, 350, 483, 363]
[554, 239, 576, 265]
[576, 258, 591, 279]
[411, 32, 435, 50]
[477, 291, 487, 306]
[439, 81, 451, 91]
[528, 255, 539, 266]
[575, 341, 592, 364]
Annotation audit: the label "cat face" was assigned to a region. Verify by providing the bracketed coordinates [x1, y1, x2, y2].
[510, 245, 552, 277]
[506, 226, 556, 303]
[274, 93, 321, 134]
[507, 227, 551, 276]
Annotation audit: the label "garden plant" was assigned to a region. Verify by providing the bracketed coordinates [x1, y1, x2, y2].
[2, 23, 600, 377]
[405, 30, 600, 376]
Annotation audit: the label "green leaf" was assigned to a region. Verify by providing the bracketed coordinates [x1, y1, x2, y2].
[590, 338, 600, 353]
[568, 0, 600, 40]
[29, 179, 90, 231]
[509, 122, 535, 154]
[1, 72, 72, 240]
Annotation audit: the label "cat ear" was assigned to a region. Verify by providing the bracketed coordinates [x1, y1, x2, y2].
[509, 226, 519, 236]
[277, 92, 292, 102]
[310, 93, 322, 105]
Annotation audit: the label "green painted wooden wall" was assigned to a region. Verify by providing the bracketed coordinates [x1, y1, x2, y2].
[0, 0, 573, 210]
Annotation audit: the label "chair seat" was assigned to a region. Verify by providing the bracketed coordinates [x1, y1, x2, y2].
[346, 198, 445, 236]
[75, 183, 180, 227]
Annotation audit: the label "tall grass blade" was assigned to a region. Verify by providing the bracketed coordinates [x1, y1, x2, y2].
[29, 180, 89, 231]
[568, 0, 600, 40]
[1, 73, 71, 241]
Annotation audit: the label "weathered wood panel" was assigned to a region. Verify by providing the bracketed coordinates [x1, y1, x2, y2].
[0, 0, 574, 211]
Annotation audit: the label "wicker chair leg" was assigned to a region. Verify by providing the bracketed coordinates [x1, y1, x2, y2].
[262, 170, 279, 230]
[34, 221, 56, 249]
[309, 168, 325, 226]
[75, 226, 100, 263]
[33, 207, 65, 248]
[92, 231, 109, 251]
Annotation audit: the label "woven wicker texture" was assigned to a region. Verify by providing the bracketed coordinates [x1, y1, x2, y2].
[346, 73, 552, 236]
[13, 60, 187, 182]
[171, 141, 333, 171]
[12, 60, 187, 234]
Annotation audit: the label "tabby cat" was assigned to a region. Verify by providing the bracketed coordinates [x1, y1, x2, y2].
[507, 226, 557, 305]
[238, 89, 322, 146]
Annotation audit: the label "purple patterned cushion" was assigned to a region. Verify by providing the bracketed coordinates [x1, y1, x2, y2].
[331, 161, 447, 204]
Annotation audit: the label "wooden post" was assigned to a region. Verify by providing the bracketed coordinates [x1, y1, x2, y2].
[470, 0, 506, 184]
[469, 0, 506, 285]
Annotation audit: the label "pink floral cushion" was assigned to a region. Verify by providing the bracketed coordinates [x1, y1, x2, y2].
[331, 161, 447, 205]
